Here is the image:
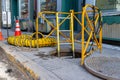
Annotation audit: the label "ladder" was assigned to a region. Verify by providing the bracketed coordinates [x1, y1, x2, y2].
[56, 10, 75, 57]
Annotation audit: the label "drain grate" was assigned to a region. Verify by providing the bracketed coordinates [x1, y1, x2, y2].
[84, 56, 120, 80]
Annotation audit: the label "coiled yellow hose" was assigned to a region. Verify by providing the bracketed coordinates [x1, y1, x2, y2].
[7, 34, 57, 48]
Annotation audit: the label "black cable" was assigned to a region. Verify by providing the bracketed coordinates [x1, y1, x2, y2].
[88, 6, 96, 52]
[96, 9, 103, 34]
[82, 0, 86, 7]
[86, 6, 103, 53]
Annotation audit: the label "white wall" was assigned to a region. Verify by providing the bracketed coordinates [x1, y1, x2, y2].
[86, 0, 96, 5]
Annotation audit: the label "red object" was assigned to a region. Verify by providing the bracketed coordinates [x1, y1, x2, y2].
[0, 30, 4, 41]
[14, 20, 21, 36]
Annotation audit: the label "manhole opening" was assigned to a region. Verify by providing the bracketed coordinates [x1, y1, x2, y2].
[52, 52, 81, 58]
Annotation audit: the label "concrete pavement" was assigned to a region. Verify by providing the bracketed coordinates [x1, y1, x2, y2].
[0, 29, 120, 80]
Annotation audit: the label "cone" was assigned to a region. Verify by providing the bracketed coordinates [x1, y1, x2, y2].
[0, 29, 4, 40]
[14, 20, 21, 36]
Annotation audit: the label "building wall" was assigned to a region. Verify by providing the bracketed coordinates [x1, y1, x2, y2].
[11, 0, 34, 30]
[11, 0, 18, 28]
[103, 23, 120, 41]
[0, 1, 2, 27]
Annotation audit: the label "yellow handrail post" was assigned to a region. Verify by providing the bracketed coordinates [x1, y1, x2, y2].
[56, 12, 60, 57]
[36, 17, 39, 48]
[70, 10, 75, 58]
[81, 7, 85, 65]
[99, 12, 102, 53]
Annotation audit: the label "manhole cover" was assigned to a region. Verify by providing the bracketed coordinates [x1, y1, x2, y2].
[84, 56, 120, 80]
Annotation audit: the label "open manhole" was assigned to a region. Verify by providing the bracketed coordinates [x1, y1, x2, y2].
[51, 47, 81, 58]
[35, 47, 82, 58]
[84, 56, 120, 80]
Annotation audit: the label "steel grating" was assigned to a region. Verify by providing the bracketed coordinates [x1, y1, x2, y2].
[84, 56, 120, 80]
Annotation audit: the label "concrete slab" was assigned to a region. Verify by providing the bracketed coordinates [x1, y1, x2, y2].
[34, 58, 101, 80]
[1, 29, 120, 80]
[0, 40, 102, 80]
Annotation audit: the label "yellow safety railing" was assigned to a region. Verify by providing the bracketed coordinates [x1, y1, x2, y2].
[7, 4, 102, 65]
[56, 10, 75, 57]
[36, 10, 75, 57]
[74, 4, 102, 65]
[35, 4, 102, 65]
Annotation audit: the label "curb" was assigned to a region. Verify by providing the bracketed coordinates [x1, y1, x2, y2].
[0, 47, 39, 80]
[0, 41, 63, 80]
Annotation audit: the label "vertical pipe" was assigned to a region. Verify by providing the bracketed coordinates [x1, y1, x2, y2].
[36, 15, 39, 48]
[56, 12, 60, 57]
[70, 10, 75, 58]
[99, 12, 102, 53]
[81, 7, 85, 65]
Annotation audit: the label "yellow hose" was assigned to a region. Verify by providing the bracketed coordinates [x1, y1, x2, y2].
[7, 34, 57, 48]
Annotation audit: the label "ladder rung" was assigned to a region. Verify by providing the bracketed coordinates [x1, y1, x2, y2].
[60, 43, 72, 45]
[59, 30, 71, 32]
[46, 16, 55, 18]
[59, 17, 70, 19]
